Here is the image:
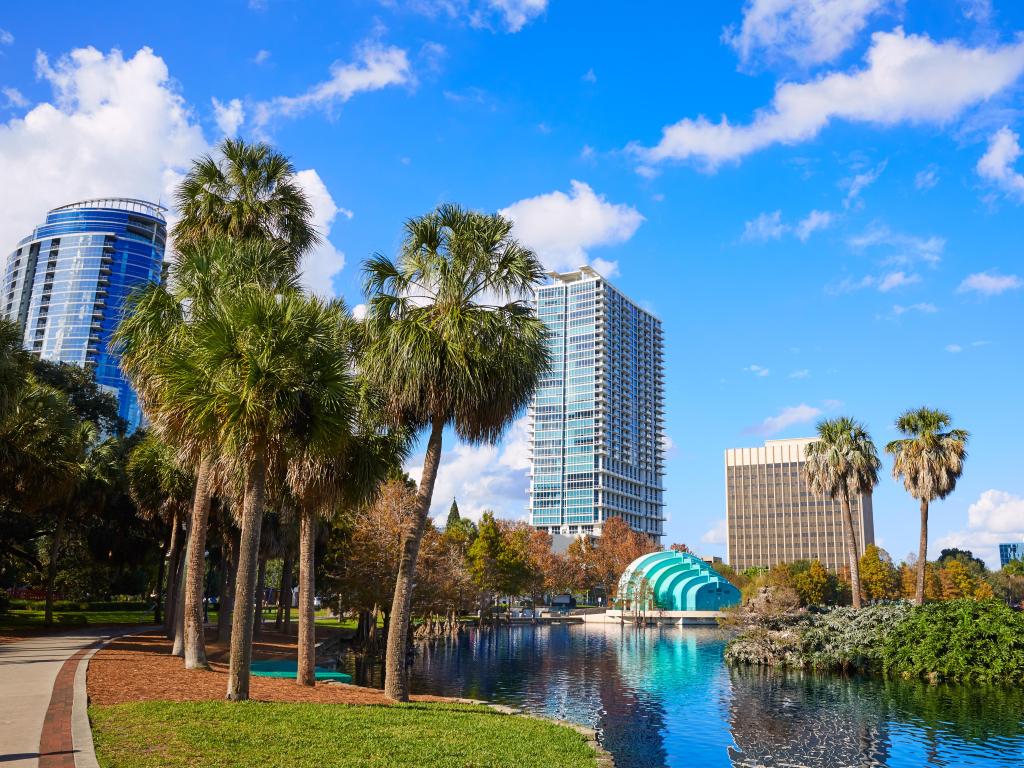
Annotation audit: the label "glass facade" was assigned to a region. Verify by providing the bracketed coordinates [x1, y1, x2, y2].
[528, 267, 665, 541]
[1, 198, 166, 430]
[1000, 542, 1024, 568]
[725, 438, 875, 571]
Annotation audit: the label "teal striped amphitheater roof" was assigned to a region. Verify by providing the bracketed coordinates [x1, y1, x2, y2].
[616, 550, 741, 612]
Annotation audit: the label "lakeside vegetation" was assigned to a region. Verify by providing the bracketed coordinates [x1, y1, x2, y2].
[90, 701, 600, 768]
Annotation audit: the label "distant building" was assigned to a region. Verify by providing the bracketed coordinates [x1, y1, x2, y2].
[1000, 543, 1024, 569]
[528, 266, 665, 541]
[724, 437, 875, 571]
[1, 198, 166, 429]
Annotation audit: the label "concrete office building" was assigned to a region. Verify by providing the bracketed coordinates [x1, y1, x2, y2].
[1, 198, 166, 429]
[724, 437, 875, 571]
[528, 266, 665, 541]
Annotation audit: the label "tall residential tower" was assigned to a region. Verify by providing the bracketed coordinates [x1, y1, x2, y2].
[528, 267, 665, 541]
[1, 198, 167, 429]
[724, 437, 875, 571]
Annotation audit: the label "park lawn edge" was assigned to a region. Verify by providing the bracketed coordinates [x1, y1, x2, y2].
[89, 699, 603, 768]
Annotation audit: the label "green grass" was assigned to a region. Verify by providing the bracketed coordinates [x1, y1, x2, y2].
[90, 700, 598, 768]
[0, 608, 154, 632]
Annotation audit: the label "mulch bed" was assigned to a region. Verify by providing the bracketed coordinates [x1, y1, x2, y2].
[88, 627, 450, 706]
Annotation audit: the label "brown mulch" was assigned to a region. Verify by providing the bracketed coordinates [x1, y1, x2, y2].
[87, 627, 451, 706]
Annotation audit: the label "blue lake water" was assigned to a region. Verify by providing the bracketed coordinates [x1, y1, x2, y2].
[339, 623, 1024, 768]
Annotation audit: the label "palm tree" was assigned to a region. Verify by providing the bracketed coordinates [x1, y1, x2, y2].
[127, 432, 193, 630]
[115, 237, 303, 670]
[162, 287, 355, 700]
[360, 204, 549, 701]
[174, 138, 319, 256]
[886, 408, 969, 605]
[287, 381, 410, 686]
[0, 318, 30, 422]
[803, 417, 881, 610]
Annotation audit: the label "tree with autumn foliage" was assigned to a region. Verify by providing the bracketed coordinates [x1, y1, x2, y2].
[859, 545, 900, 602]
[587, 516, 660, 606]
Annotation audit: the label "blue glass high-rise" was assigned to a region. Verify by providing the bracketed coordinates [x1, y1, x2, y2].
[1, 198, 166, 430]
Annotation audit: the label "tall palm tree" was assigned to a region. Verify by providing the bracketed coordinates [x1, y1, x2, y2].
[0, 318, 30, 422]
[115, 236, 303, 669]
[803, 417, 881, 610]
[173, 138, 319, 256]
[162, 287, 354, 700]
[886, 408, 969, 605]
[287, 381, 410, 686]
[360, 204, 549, 701]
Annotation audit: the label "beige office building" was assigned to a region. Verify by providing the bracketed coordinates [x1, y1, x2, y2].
[724, 437, 875, 571]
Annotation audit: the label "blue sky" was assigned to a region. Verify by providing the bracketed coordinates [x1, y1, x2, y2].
[1, 1, 1022, 566]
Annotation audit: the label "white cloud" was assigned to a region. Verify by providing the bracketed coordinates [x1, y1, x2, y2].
[744, 364, 771, 377]
[499, 181, 643, 276]
[582, 68, 597, 83]
[794, 209, 834, 241]
[407, 416, 531, 522]
[352, 303, 367, 320]
[0, 47, 207, 264]
[747, 403, 822, 436]
[211, 97, 244, 136]
[633, 29, 1024, 169]
[293, 169, 349, 297]
[848, 224, 944, 265]
[977, 126, 1024, 200]
[0, 29, 13, 45]
[842, 159, 886, 207]
[789, 369, 810, 379]
[914, 165, 939, 190]
[936, 489, 1024, 568]
[946, 343, 963, 353]
[701, 518, 728, 545]
[742, 210, 787, 241]
[957, 270, 1023, 296]
[2, 87, 27, 108]
[253, 42, 411, 127]
[487, 0, 548, 32]
[253, 49, 271, 65]
[877, 270, 920, 291]
[891, 302, 938, 315]
[724, 0, 899, 69]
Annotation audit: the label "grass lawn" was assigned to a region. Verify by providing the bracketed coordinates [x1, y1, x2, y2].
[0, 608, 154, 632]
[90, 700, 598, 768]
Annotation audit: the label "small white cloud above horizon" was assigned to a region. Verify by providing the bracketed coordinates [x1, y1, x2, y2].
[0, 28, 13, 45]
[977, 126, 1024, 201]
[915, 165, 939, 190]
[891, 302, 938, 315]
[582, 68, 597, 83]
[936, 489, 1024, 568]
[253, 49, 271, 65]
[701, 518, 727, 545]
[253, 41, 411, 127]
[747, 403, 822, 436]
[212, 97, 244, 136]
[499, 180, 643, 277]
[842, 159, 887, 208]
[744, 364, 770, 377]
[2, 87, 27, 108]
[957, 270, 1022, 296]
[789, 369, 810, 379]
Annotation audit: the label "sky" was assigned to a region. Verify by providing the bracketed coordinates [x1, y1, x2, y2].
[1, 0, 1022, 567]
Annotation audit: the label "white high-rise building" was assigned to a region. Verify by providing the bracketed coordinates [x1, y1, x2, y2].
[528, 267, 665, 541]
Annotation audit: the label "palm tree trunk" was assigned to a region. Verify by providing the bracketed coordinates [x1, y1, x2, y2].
[916, 498, 929, 606]
[44, 508, 68, 628]
[154, 530, 166, 625]
[254, 555, 266, 638]
[281, 548, 294, 634]
[297, 507, 317, 686]
[840, 492, 862, 610]
[384, 418, 444, 702]
[163, 508, 184, 637]
[171, 517, 190, 657]
[226, 448, 267, 701]
[183, 456, 215, 668]
[216, 541, 232, 642]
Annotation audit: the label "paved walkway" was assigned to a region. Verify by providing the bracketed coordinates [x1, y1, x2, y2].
[0, 628, 152, 768]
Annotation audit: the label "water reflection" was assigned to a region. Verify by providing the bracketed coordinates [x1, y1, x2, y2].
[336, 623, 1024, 768]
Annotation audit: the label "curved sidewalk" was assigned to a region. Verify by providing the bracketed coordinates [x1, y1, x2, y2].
[0, 627, 154, 768]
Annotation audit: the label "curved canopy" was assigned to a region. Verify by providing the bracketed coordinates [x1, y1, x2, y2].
[616, 550, 741, 612]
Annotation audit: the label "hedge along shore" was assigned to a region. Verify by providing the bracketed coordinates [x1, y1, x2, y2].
[87, 629, 614, 767]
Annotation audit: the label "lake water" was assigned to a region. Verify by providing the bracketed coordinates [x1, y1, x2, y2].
[338, 623, 1024, 768]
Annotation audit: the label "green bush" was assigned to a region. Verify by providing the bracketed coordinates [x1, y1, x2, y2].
[7, 598, 149, 612]
[882, 599, 1024, 684]
[57, 613, 88, 626]
[801, 602, 911, 673]
[0, 591, 9, 615]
